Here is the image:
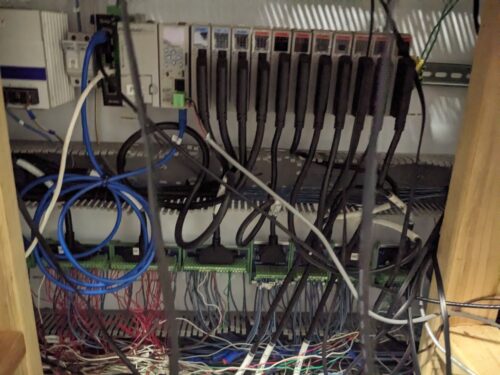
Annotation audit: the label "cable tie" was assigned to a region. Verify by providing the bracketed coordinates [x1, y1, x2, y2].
[171, 134, 182, 145]
[387, 192, 406, 212]
[101, 176, 109, 188]
[260, 282, 279, 290]
[73, 6, 80, 13]
[19, 120, 25, 126]
[269, 201, 282, 216]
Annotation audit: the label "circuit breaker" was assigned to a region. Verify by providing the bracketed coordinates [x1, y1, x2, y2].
[62, 32, 92, 87]
[118, 22, 160, 107]
[0, 8, 74, 109]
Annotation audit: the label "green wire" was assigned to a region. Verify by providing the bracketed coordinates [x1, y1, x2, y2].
[422, 0, 460, 63]
[422, 0, 457, 55]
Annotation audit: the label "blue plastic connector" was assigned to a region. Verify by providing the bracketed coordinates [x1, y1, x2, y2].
[222, 350, 245, 365]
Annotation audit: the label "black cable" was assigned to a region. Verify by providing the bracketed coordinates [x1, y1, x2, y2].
[266, 265, 312, 346]
[288, 54, 332, 238]
[346, 55, 418, 304]
[407, 297, 421, 375]
[326, 56, 375, 206]
[173, 116, 232, 249]
[378, 56, 417, 187]
[268, 53, 291, 237]
[116, 121, 217, 200]
[17, 196, 139, 375]
[235, 53, 290, 247]
[417, 297, 500, 309]
[113, 71, 427, 292]
[245, 53, 269, 176]
[361, 219, 442, 373]
[195, 49, 212, 136]
[233, 53, 269, 190]
[388, 345, 413, 375]
[115, 87, 335, 273]
[381, 216, 442, 316]
[236, 52, 249, 166]
[349, 5, 432, 374]
[367, 0, 375, 56]
[290, 54, 311, 153]
[196, 48, 227, 174]
[247, 259, 301, 355]
[379, 0, 429, 317]
[41, 355, 81, 374]
[473, 0, 480, 34]
[118, 2, 179, 373]
[432, 253, 452, 375]
[175, 51, 263, 250]
[114, 80, 442, 375]
[317, 55, 352, 228]
[321, 57, 375, 239]
[216, 50, 236, 160]
[304, 274, 336, 342]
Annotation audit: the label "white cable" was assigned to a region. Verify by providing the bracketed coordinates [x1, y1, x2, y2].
[373, 218, 420, 242]
[213, 175, 227, 214]
[341, 202, 391, 220]
[419, 304, 476, 375]
[293, 341, 310, 375]
[386, 192, 407, 213]
[24, 72, 103, 259]
[255, 343, 275, 375]
[16, 159, 53, 188]
[339, 207, 420, 242]
[196, 273, 223, 330]
[205, 134, 438, 326]
[234, 352, 255, 375]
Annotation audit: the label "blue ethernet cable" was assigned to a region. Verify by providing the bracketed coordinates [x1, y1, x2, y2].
[22, 30, 186, 295]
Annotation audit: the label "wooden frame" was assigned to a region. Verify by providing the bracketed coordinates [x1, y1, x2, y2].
[0, 89, 42, 372]
[419, 0, 500, 373]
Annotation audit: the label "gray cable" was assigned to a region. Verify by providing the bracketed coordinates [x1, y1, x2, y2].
[119, 2, 179, 372]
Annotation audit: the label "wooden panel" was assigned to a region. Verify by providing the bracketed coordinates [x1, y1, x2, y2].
[0, 331, 25, 375]
[431, 326, 500, 375]
[0, 87, 43, 373]
[428, 0, 500, 321]
[420, 0, 500, 373]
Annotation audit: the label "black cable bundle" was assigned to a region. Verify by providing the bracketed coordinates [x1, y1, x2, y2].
[236, 53, 290, 248]
[287, 54, 332, 237]
[236, 52, 249, 166]
[174, 46, 234, 250]
[290, 54, 311, 153]
[216, 50, 235, 160]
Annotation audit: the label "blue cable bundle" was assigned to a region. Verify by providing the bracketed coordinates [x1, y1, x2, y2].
[22, 31, 186, 295]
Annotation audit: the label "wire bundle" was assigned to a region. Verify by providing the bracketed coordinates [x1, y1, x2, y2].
[21, 31, 185, 295]
[16, 1, 500, 374]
